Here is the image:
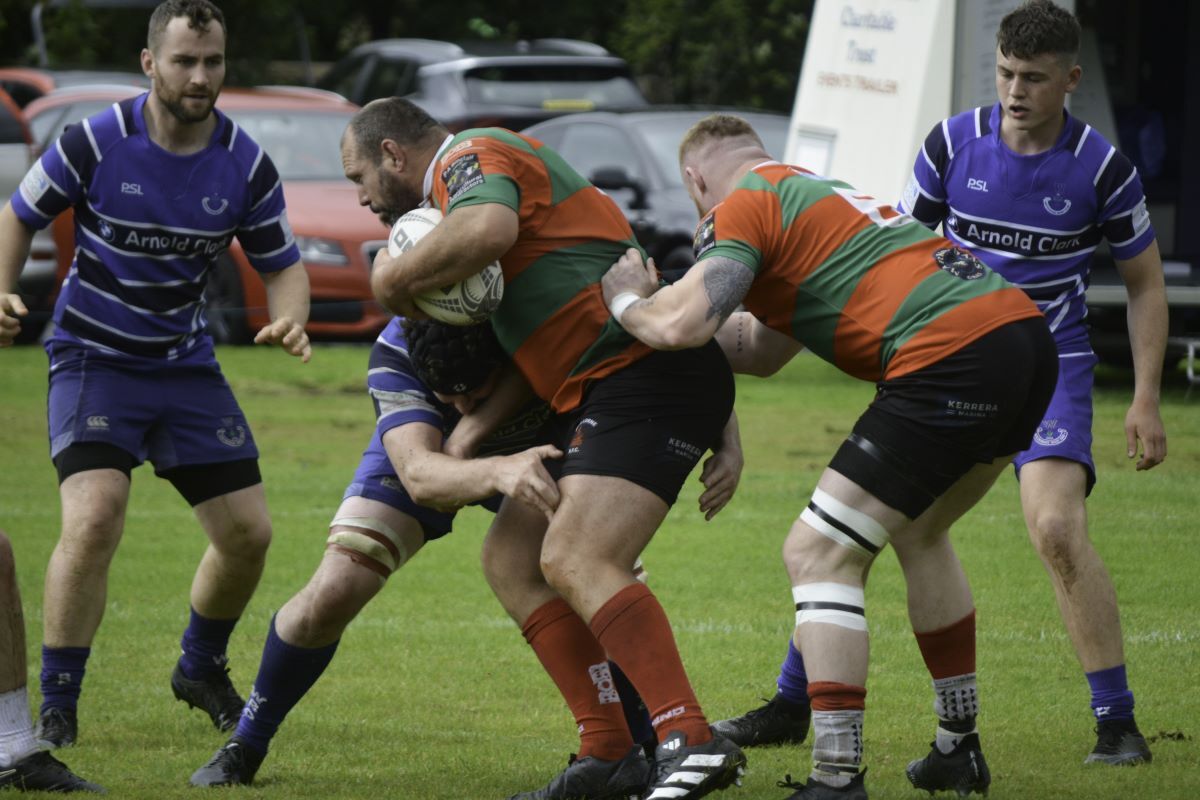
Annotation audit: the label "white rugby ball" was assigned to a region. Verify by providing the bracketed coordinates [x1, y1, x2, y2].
[387, 207, 504, 325]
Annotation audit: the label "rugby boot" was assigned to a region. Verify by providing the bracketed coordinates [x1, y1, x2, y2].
[190, 736, 265, 787]
[778, 768, 868, 799]
[712, 694, 811, 747]
[644, 729, 746, 800]
[1085, 719, 1152, 766]
[0, 750, 106, 793]
[171, 660, 244, 732]
[36, 707, 77, 750]
[506, 745, 650, 800]
[905, 733, 990, 796]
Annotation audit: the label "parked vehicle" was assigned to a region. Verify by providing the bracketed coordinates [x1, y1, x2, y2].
[318, 38, 648, 131]
[17, 84, 390, 343]
[523, 108, 790, 281]
[0, 66, 148, 108]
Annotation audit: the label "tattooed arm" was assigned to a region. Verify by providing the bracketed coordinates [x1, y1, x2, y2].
[715, 311, 804, 376]
[600, 247, 754, 349]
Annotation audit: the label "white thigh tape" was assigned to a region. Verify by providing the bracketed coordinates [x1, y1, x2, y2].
[328, 516, 408, 573]
[800, 487, 891, 555]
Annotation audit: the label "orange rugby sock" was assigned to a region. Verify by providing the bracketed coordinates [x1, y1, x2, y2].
[522, 597, 634, 760]
[589, 582, 711, 745]
[914, 610, 976, 679]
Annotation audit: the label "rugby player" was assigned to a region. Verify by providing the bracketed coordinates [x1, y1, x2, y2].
[0, 532, 102, 792]
[189, 317, 662, 786]
[898, 0, 1165, 766]
[601, 114, 1058, 799]
[0, 0, 310, 749]
[360, 97, 747, 800]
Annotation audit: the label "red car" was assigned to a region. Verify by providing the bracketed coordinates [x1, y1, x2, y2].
[19, 84, 390, 342]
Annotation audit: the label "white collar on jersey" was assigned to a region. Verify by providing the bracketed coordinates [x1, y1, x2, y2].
[422, 134, 456, 207]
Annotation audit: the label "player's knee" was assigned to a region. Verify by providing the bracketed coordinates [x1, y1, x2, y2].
[213, 512, 272, 560]
[1028, 510, 1087, 574]
[538, 541, 584, 596]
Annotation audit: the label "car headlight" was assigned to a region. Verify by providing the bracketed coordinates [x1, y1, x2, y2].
[295, 236, 349, 266]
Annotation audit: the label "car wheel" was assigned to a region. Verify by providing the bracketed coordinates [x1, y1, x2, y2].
[657, 244, 698, 284]
[204, 256, 249, 344]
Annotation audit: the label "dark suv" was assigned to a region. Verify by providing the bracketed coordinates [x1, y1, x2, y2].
[317, 38, 648, 131]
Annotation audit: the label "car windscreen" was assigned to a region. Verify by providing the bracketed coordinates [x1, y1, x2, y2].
[463, 65, 646, 111]
[227, 110, 350, 181]
[631, 114, 790, 186]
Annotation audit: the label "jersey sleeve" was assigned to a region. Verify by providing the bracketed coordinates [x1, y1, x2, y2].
[432, 136, 521, 215]
[1094, 150, 1155, 260]
[9, 121, 93, 229]
[693, 190, 768, 275]
[897, 120, 950, 228]
[235, 149, 300, 273]
[366, 338, 446, 438]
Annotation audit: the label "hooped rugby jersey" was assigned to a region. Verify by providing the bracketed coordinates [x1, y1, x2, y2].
[429, 128, 651, 413]
[898, 104, 1156, 354]
[365, 318, 548, 456]
[11, 92, 300, 361]
[694, 162, 1041, 382]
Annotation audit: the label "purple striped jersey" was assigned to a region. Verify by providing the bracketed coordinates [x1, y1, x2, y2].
[898, 103, 1155, 354]
[10, 92, 299, 361]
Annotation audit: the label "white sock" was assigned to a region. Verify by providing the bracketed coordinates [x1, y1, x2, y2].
[0, 687, 40, 767]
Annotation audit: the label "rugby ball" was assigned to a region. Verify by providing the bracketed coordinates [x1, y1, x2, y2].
[387, 207, 504, 325]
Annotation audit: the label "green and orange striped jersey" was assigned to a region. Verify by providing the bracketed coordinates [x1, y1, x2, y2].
[695, 163, 1042, 382]
[430, 128, 651, 413]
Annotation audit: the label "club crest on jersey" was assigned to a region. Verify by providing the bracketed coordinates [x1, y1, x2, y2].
[442, 154, 484, 201]
[694, 214, 716, 257]
[933, 246, 986, 280]
[216, 417, 247, 448]
[1042, 184, 1072, 216]
[202, 193, 229, 216]
[1033, 418, 1068, 446]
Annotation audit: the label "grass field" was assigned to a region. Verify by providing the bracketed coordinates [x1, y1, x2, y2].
[1, 343, 1197, 799]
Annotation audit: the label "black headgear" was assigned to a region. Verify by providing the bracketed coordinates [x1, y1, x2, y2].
[402, 318, 506, 395]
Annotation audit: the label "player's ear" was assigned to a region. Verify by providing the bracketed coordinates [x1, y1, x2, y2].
[140, 48, 154, 78]
[380, 139, 405, 173]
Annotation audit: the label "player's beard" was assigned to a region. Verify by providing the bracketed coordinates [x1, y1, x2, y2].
[156, 79, 220, 125]
[374, 170, 425, 227]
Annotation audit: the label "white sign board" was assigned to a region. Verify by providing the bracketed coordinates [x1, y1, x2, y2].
[786, 0, 955, 202]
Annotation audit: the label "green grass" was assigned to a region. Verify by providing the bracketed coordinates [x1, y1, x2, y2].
[2, 343, 1198, 798]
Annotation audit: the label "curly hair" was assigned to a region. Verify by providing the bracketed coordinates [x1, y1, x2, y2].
[148, 0, 225, 52]
[997, 0, 1080, 62]
[401, 318, 506, 395]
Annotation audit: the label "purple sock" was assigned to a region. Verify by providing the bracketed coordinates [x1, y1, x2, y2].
[178, 607, 239, 679]
[233, 616, 339, 755]
[1086, 664, 1135, 722]
[39, 646, 91, 713]
[776, 638, 810, 705]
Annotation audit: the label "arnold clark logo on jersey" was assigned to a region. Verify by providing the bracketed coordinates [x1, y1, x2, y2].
[948, 216, 1092, 257]
[122, 228, 232, 257]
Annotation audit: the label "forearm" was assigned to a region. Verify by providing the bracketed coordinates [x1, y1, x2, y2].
[0, 204, 35, 293]
[400, 450, 509, 508]
[444, 363, 535, 458]
[618, 287, 720, 350]
[1126, 284, 1167, 403]
[262, 262, 310, 327]
[372, 204, 516, 312]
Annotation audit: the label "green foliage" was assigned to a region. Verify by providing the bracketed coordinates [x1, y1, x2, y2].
[0, 1, 809, 108]
[2, 344, 1197, 798]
